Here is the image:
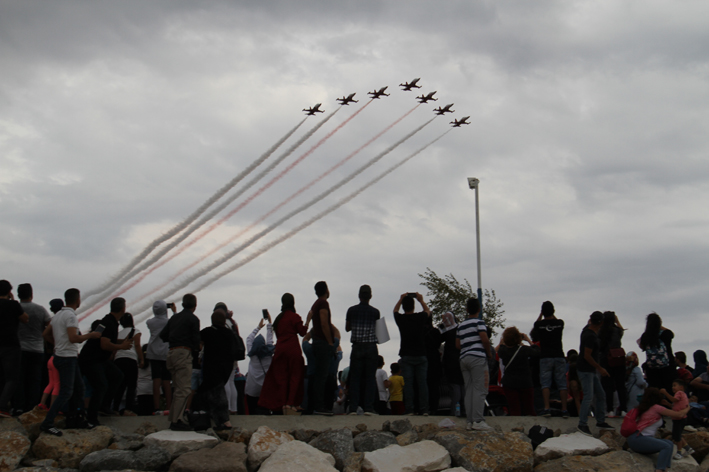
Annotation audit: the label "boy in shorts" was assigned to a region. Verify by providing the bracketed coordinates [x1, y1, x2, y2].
[661, 379, 695, 459]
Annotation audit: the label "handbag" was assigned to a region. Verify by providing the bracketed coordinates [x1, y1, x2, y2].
[375, 317, 390, 344]
[607, 347, 626, 367]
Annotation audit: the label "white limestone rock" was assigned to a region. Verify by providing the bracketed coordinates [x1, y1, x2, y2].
[259, 440, 336, 472]
[534, 431, 610, 463]
[246, 425, 294, 470]
[143, 430, 219, 459]
[362, 440, 451, 472]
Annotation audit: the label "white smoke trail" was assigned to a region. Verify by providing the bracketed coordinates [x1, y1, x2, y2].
[79, 111, 338, 316]
[81, 118, 306, 301]
[131, 119, 438, 322]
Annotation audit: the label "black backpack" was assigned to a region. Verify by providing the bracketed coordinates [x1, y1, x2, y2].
[527, 425, 554, 450]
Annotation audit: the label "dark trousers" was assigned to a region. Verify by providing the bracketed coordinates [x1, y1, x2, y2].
[602, 364, 628, 413]
[81, 359, 123, 422]
[400, 355, 428, 414]
[427, 358, 442, 414]
[41, 356, 84, 428]
[197, 382, 229, 426]
[13, 351, 45, 412]
[113, 358, 138, 413]
[503, 386, 536, 416]
[311, 339, 334, 412]
[0, 346, 21, 412]
[348, 342, 378, 413]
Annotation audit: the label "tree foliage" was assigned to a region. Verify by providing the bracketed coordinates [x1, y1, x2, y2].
[418, 267, 506, 338]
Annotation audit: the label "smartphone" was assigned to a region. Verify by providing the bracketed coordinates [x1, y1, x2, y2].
[95, 324, 106, 334]
[408, 292, 417, 298]
[128, 328, 135, 339]
[262, 309, 270, 319]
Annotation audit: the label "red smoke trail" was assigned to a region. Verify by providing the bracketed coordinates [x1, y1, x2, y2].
[93, 101, 372, 313]
[129, 102, 415, 305]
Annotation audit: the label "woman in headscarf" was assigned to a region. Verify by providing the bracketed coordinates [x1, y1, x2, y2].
[694, 351, 708, 379]
[625, 351, 647, 411]
[440, 312, 465, 416]
[245, 314, 275, 414]
[258, 293, 309, 414]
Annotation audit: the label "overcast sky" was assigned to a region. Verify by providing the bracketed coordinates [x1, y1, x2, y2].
[2, 0, 708, 370]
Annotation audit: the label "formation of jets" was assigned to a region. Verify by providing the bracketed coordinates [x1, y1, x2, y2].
[416, 91, 437, 103]
[433, 104, 455, 115]
[368, 86, 390, 99]
[450, 116, 470, 127]
[399, 78, 421, 91]
[302, 79, 467, 127]
[303, 103, 324, 115]
[336, 93, 358, 105]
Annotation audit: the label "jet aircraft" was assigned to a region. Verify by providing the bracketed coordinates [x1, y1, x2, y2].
[433, 104, 455, 115]
[416, 91, 437, 103]
[336, 93, 358, 105]
[450, 116, 471, 127]
[368, 87, 390, 99]
[399, 78, 421, 91]
[303, 103, 324, 115]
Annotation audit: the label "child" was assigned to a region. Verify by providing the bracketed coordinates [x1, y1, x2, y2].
[388, 363, 405, 415]
[660, 379, 695, 460]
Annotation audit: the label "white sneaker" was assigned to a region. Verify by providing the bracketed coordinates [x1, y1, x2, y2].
[606, 411, 617, 418]
[673, 452, 683, 461]
[472, 421, 494, 431]
[466, 422, 473, 431]
[619, 411, 627, 418]
[684, 425, 697, 432]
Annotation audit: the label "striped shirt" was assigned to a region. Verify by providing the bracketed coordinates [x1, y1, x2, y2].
[457, 317, 488, 359]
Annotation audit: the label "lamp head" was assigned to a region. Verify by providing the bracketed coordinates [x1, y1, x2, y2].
[467, 177, 479, 189]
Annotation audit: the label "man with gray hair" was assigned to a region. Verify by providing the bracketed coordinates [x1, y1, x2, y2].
[146, 300, 176, 413]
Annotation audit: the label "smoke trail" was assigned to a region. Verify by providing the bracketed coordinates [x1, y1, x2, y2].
[130, 119, 437, 320]
[79, 111, 339, 319]
[128, 103, 416, 306]
[81, 119, 306, 302]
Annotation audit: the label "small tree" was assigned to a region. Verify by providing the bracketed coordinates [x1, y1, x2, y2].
[418, 267, 506, 338]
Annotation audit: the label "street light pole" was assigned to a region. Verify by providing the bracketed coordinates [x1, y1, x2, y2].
[467, 177, 483, 312]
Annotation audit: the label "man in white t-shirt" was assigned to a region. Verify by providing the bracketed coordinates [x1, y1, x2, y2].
[40, 288, 101, 436]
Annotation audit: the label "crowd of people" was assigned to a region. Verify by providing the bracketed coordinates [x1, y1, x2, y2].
[1, 279, 708, 470]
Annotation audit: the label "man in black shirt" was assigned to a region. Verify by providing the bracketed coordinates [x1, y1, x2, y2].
[79, 297, 132, 425]
[532, 301, 568, 417]
[345, 284, 380, 415]
[577, 311, 613, 435]
[0, 280, 29, 417]
[394, 292, 432, 415]
[160, 293, 200, 431]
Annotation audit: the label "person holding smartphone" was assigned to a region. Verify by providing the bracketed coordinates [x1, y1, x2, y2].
[112, 313, 144, 416]
[245, 310, 274, 415]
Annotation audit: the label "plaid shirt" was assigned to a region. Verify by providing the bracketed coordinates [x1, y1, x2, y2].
[346, 302, 380, 343]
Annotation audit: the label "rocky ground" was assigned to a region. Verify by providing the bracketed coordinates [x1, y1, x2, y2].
[1, 406, 709, 472]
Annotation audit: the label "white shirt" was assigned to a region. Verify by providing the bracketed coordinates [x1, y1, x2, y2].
[52, 307, 80, 357]
[376, 368, 389, 401]
[114, 327, 141, 362]
[136, 364, 152, 396]
[244, 324, 274, 397]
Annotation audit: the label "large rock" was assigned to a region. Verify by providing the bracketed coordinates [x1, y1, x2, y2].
[259, 440, 336, 472]
[32, 425, 113, 469]
[19, 406, 65, 442]
[534, 431, 610, 463]
[343, 452, 364, 472]
[0, 431, 31, 472]
[396, 430, 418, 447]
[433, 430, 533, 472]
[388, 420, 413, 436]
[247, 426, 293, 470]
[598, 430, 625, 451]
[169, 442, 247, 472]
[292, 429, 319, 443]
[227, 428, 253, 446]
[79, 446, 172, 472]
[309, 428, 355, 471]
[0, 417, 28, 437]
[106, 428, 145, 451]
[685, 431, 709, 462]
[144, 430, 219, 459]
[134, 421, 159, 436]
[535, 450, 648, 472]
[700, 453, 709, 472]
[354, 431, 398, 453]
[362, 440, 451, 472]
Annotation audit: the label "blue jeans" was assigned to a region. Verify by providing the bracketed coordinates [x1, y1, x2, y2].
[348, 342, 378, 413]
[627, 432, 674, 470]
[41, 356, 85, 428]
[400, 356, 428, 414]
[578, 370, 606, 426]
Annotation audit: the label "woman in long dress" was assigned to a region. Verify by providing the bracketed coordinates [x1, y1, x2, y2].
[258, 293, 310, 413]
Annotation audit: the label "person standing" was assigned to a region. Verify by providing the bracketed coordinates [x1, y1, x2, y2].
[14, 283, 49, 414]
[532, 301, 568, 418]
[79, 297, 133, 425]
[112, 313, 144, 416]
[310, 281, 335, 415]
[576, 311, 614, 436]
[456, 297, 493, 431]
[345, 284, 380, 415]
[440, 312, 464, 416]
[375, 356, 390, 415]
[245, 315, 274, 414]
[496, 326, 540, 416]
[0, 280, 29, 417]
[638, 313, 676, 392]
[159, 293, 201, 431]
[599, 311, 627, 417]
[39, 288, 101, 436]
[146, 300, 175, 414]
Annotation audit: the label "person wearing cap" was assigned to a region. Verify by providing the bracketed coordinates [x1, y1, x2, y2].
[576, 311, 614, 436]
[15, 283, 52, 415]
[146, 300, 176, 413]
[345, 284, 381, 415]
[159, 293, 200, 431]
